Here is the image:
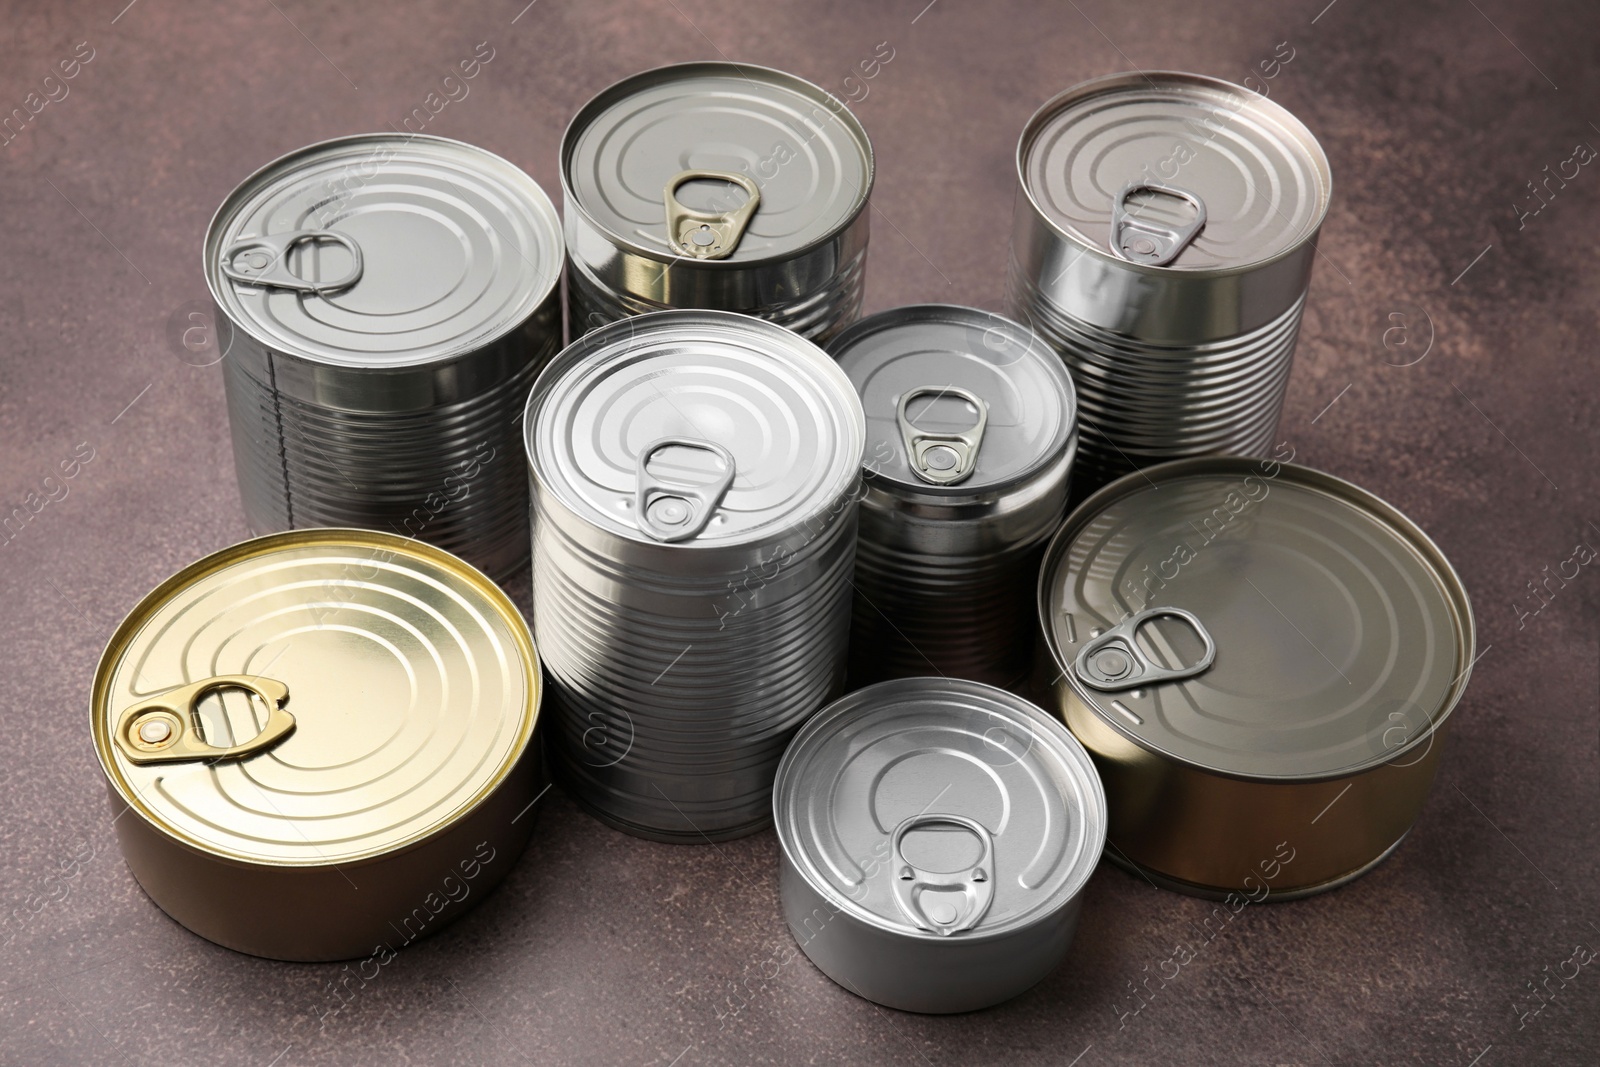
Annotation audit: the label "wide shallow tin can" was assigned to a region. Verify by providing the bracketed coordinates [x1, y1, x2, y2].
[91, 530, 544, 961]
[205, 134, 564, 580]
[1038, 457, 1475, 899]
[561, 62, 873, 342]
[1007, 72, 1332, 493]
[827, 305, 1077, 689]
[774, 677, 1106, 1013]
[525, 310, 865, 842]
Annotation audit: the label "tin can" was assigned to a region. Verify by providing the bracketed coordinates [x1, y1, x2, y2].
[774, 677, 1106, 1013]
[525, 310, 865, 841]
[1038, 457, 1476, 899]
[205, 134, 564, 580]
[826, 305, 1077, 689]
[561, 62, 874, 343]
[1007, 72, 1332, 493]
[91, 530, 544, 961]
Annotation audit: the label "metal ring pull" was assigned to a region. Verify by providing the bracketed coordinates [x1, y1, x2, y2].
[890, 814, 995, 937]
[896, 386, 989, 486]
[220, 229, 365, 294]
[1074, 607, 1216, 692]
[113, 675, 296, 765]
[635, 437, 737, 543]
[1109, 182, 1207, 266]
[663, 170, 761, 260]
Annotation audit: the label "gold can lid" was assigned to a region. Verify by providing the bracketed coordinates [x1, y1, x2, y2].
[92, 530, 539, 866]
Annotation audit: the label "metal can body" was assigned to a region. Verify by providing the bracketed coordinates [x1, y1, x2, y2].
[206, 135, 565, 580]
[561, 63, 873, 343]
[1007, 72, 1331, 492]
[91, 530, 544, 961]
[827, 306, 1078, 688]
[774, 679, 1106, 1013]
[1038, 458, 1476, 899]
[526, 311, 865, 841]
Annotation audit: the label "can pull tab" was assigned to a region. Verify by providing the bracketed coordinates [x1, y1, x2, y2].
[113, 675, 296, 766]
[1109, 182, 1207, 267]
[896, 386, 989, 486]
[663, 170, 761, 260]
[1074, 607, 1216, 692]
[635, 437, 737, 543]
[220, 230, 365, 294]
[890, 814, 995, 937]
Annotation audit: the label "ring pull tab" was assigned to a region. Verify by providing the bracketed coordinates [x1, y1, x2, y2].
[635, 437, 737, 543]
[1073, 607, 1217, 692]
[113, 675, 296, 765]
[220, 230, 365, 294]
[663, 170, 761, 260]
[896, 386, 989, 486]
[890, 815, 995, 937]
[1109, 182, 1207, 266]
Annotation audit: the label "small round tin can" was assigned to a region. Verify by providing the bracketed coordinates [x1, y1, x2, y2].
[205, 134, 564, 580]
[1038, 457, 1475, 899]
[1007, 72, 1332, 493]
[91, 530, 543, 961]
[827, 305, 1078, 689]
[774, 678, 1106, 1013]
[525, 310, 865, 841]
[561, 62, 874, 342]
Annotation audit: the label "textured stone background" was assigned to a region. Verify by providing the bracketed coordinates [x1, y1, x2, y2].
[1, 1, 1596, 1064]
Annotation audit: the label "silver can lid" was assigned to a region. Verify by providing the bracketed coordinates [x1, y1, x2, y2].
[1019, 72, 1331, 270]
[775, 678, 1105, 940]
[827, 305, 1077, 494]
[526, 310, 864, 546]
[1040, 458, 1476, 780]
[205, 134, 562, 366]
[563, 62, 873, 264]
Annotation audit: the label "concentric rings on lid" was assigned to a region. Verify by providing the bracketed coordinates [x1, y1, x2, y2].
[205, 133, 562, 366]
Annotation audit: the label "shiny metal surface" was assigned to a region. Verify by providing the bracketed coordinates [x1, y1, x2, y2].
[774, 677, 1105, 1012]
[1007, 72, 1331, 491]
[562, 62, 873, 342]
[206, 134, 565, 579]
[526, 311, 865, 841]
[827, 305, 1077, 687]
[91, 529, 544, 960]
[1038, 458, 1475, 897]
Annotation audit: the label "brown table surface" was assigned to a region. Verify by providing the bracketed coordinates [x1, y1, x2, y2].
[3, 1, 1596, 1064]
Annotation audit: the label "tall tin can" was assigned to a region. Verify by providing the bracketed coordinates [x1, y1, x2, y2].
[1007, 72, 1332, 493]
[561, 62, 874, 343]
[774, 678, 1106, 1013]
[524, 310, 865, 842]
[91, 530, 544, 961]
[1038, 457, 1475, 899]
[205, 134, 565, 580]
[827, 305, 1077, 689]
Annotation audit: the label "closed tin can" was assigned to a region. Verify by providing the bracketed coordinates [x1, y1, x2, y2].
[561, 62, 873, 342]
[774, 677, 1106, 1013]
[525, 310, 865, 841]
[1038, 457, 1476, 899]
[827, 305, 1077, 689]
[205, 134, 564, 580]
[1007, 73, 1332, 492]
[91, 530, 543, 961]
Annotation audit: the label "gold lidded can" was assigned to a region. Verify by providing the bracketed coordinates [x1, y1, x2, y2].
[91, 529, 543, 961]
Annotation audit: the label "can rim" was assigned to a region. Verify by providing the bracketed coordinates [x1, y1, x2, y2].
[1014, 71, 1334, 279]
[202, 132, 563, 369]
[90, 528, 542, 868]
[560, 61, 876, 269]
[1036, 457, 1477, 784]
[826, 303, 1079, 498]
[773, 677, 1107, 942]
[524, 308, 867, 550]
